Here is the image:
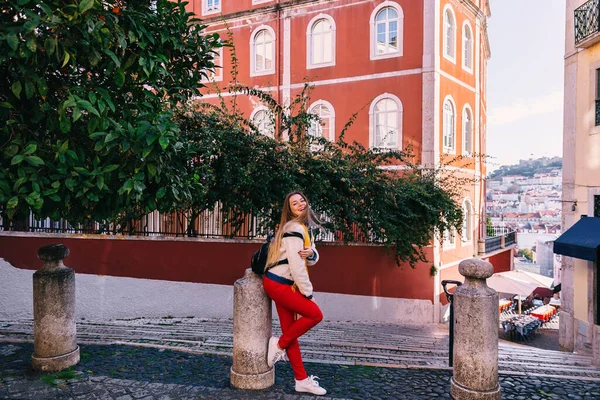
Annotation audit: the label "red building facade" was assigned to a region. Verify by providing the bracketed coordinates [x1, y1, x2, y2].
[185, 0, 496, 319]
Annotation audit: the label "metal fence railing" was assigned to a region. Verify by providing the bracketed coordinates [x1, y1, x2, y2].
[1, 204, 267, 239]
[486, 226, 513, 238]
[575, 0, 600, 45]
[484, 235, 503, 253]
[505, 231, 516, 247]
[483, 226, 516, 254]
[0, 205, 368, 243]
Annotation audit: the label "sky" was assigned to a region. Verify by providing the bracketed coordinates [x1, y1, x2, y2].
[486, 0, 565, 171]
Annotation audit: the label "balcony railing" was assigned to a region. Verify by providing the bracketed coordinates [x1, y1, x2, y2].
[480, 226, 516, 255]
[505, 231, 516, 247]
[575, 0, 600, 46]
[596, 99, 600, 126]
[0, 204, 365, 243]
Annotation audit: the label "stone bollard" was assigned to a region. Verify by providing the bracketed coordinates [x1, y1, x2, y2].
[230, 269, 274, 389]
[450, 259, 501, 400]
[32, 244, 80, 372]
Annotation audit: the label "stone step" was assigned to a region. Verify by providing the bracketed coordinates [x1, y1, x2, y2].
[2, 318, 599, 381]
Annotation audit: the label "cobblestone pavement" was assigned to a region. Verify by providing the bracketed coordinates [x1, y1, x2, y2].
[1, 342, 600, 400]
[2, 318, 600, 399]
[2, 318, 600, 380]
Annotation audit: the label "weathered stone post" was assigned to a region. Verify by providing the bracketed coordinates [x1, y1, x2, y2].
[32, 244, 80, 372]
[450, 259, 501, 400]
[230, 269, 274, 389]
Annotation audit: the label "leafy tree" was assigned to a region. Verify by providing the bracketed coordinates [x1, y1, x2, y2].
[0, 0, 221, 227]
[1, 3, 467, 267]
[486, 215, 494, 237]
[487, 157, 562, 180]
[175, 80, 466, 266]
[518, 248, 533, 262]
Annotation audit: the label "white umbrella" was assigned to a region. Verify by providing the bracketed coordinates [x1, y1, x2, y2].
[498, 270, 553, 289]
[486, 274, 540, 314]
[486, 274, 539, 295]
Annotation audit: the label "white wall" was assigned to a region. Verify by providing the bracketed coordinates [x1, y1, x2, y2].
[0, 259, 434, 324]
[517, 233, 559, 249]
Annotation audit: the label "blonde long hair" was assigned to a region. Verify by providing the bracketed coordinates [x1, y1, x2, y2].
[265, 191, 318, 269]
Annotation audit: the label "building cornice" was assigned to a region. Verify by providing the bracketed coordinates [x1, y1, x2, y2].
[481, 21, 491, 60]
[455, 0, 491, 60]
[197, 0, 322, 25]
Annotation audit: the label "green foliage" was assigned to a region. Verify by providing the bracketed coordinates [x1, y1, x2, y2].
[486, 215, 494, 237]
[518, 248, 533, 262]
[488, 157, 562, 180]
[0, 0, 221, 224]
[0, 4, 468, 267]
[430, 264, 438, 277]
[176, 79, 466, 266]
[39, 367, 78, 386]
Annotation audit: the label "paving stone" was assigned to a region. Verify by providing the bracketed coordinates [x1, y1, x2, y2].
[2, 318, 600, 399]
[130, 388, 152, 398]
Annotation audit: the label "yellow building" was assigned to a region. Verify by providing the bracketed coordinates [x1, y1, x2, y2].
[555, 0, 600, 363]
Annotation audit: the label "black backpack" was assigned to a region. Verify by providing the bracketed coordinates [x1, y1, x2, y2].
[251, 232, 304, 275]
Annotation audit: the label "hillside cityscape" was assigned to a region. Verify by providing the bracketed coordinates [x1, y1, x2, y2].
[486, 157, 562, 280]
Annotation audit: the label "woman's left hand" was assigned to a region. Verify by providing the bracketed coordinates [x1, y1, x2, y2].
[298, 247, 314, 259]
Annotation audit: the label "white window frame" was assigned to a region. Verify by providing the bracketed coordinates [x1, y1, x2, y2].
[202, 47, 223, 83]
[442, 5, 456, 63]
[306, 14, 336, 69]
[443, 227, 456, 250]
[462, 198, 473, 243]
[202, 0, 221, 16]
[252, 0, 272, 4]
[369, 93, 403, 150]
[462, 21, 473, 73]
[462, 104, 473, 156]
[308, 100, 335, 141]
[250, 106, 275, 138]
[250, 25, 276, 77]
[442, 95, 456, 154]
[369, 1, 404, 61]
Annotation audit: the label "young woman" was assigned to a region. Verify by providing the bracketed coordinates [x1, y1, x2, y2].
[263, 191, 326, 396]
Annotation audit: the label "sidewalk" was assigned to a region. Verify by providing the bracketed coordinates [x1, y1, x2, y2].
[1, 318, 600, 399]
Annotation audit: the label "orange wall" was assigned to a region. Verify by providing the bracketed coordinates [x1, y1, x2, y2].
[438, 74, 478, 167]
[201, 0, 424, 88]
[198, 0, 486, 165]
[0, 235, 435, 301]
[194, 0, 488, 268]
[439, 0, 477, 87]
[485, 248, 513, 274]
[199, 0, 426, 154]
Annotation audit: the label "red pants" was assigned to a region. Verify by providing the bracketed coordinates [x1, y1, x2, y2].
[263, 276, 323, 380]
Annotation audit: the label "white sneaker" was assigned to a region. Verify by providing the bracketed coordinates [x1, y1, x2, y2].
[267, 336, 286, 368]
[295, 375, 327, 396]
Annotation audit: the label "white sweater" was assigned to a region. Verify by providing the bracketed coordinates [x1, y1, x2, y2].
[268, 221, 319, 297]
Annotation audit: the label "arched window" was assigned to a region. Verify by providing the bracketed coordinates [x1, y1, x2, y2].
[251, 108, 274, 138]
[307, 16, 335, 68]
[370, 2, 404, 60]
[444, 227, 456, 247]
[443, 6, 456, 61]
[308, 101, 335, 141]
[370, 94, 402, 149]
[462, 105, 473, 156]
[203, 47, 223, 82]
[462, 199, 472, 242]
[251, 27, 275, 76]
[462, 22, 473, 71]
[443, 98, 455, 153]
